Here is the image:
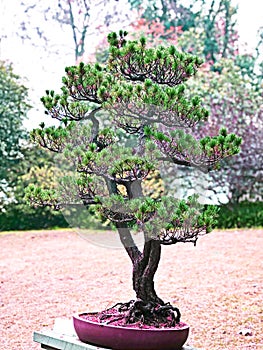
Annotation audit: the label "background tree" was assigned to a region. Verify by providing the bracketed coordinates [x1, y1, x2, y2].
[0, 61, 70, 230]
[0, 147, 68, 230]
[0, 61, 30, 209]
[128, 0, 239, 64]
[235, 26, 263, 88]
[18, 0, 131, 62]
[187, 59, 263, 204]
[26, 31, 241, 325]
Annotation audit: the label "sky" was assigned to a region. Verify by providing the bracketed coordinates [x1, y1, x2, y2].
[0, 0, 262, 130]
[236, 0, 263, 51]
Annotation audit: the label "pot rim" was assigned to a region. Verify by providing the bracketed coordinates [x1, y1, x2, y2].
[73, 312, 190, 332]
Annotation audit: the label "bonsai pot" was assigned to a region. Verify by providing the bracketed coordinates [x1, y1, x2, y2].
[73, 312, 190, 350]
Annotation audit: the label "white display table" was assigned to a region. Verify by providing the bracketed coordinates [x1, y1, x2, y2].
[33, 318, 202, 350]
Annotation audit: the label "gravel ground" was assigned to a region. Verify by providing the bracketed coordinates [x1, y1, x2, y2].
[0, 228, 262, 349]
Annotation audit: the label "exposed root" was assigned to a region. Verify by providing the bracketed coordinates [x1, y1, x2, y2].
[98, 300, 181, 328]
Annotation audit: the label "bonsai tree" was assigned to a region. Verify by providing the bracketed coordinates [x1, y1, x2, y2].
[26, 31, 241, 327]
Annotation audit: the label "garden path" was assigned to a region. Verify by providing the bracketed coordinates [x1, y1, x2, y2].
[0, 228, 262, 349]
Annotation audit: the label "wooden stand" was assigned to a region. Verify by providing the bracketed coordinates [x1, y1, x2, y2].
[33, 318, 202, 350]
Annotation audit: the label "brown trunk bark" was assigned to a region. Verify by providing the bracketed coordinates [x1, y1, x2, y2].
[116, 223, 163, 305]
[116, 178, 163, 305]
[133, 239, 164, 305]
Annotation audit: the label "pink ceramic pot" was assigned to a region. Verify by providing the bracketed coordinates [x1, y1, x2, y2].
[73, 312, 189, 350]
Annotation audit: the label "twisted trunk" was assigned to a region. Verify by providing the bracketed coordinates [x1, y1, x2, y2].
[117, 178, 163, 304]
[110, 174, 179, 322]
[116, 221, 163, 305]
[114, 178, 181, 324]
[133, 239, 164, 304]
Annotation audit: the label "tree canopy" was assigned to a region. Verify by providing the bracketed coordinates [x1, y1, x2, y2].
[27, 31, 241, 244]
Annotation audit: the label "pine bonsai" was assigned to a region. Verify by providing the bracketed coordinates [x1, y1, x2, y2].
[26, 31, 241, 328]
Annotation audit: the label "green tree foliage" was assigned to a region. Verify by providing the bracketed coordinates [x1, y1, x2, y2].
[0, 61, 30, 208]
[26, 31, 241, 326]
[0, 63, 68, 229]
[0, 147, 68, 230]
[215, 201, 263, 229]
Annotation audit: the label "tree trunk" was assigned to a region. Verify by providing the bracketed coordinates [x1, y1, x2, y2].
[115, 182, 181, 324]
[116, 222, 163, 305]
[133, 239, 164, 305]
[118, 179, 163, 305]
